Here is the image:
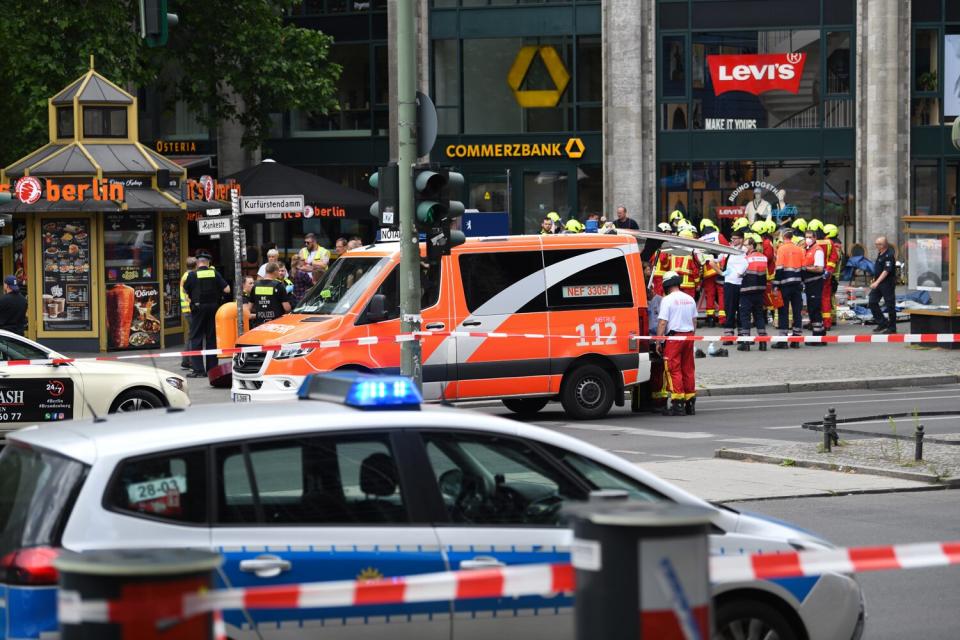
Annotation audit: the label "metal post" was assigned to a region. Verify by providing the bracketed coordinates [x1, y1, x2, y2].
[915, 424, 925, 461]
[230, 188, 244, 341]
[55, 548, 221, 639]
[565, 501, 713, 640]
[822, 408, 833, 453]
[396, 0, 422, 387]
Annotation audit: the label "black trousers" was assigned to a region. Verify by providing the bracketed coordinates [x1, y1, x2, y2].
[739, 291, 766, 335]
[189, 303, 218, 374]
[777, 283, 804, 333]
[869, 284, 897, 329]
[723, 282, 741, 333]
[804, 280, 823, 332]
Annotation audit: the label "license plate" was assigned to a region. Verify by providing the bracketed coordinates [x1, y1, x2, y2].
[232, 393, 251, 403]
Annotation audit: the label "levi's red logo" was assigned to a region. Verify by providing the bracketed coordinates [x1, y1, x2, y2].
[707, 53, 806, 96]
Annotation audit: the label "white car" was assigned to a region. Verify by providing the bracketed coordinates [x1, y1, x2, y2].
[0, 330, 189, 438]
[0, 373, 863, 640]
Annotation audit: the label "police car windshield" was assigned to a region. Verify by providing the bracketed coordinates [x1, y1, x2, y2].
[294, 257, 389, 315]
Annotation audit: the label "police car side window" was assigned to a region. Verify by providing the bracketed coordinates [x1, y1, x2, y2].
[215, 434, 410, 525]
[459, 251, 546, 314]
[423, 432, 587, 527]
[545, 446, 666, 503]
[106, 449, 207, 524]
[544, 250, 634, 310]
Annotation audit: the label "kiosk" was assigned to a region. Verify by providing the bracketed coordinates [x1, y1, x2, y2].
[902, 216, 960, 342]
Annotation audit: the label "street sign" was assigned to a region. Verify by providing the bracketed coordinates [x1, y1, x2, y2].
[197, 217, 231, 236]
[205, 208, 221, 216]
[377, 228, 402, 242]
[240, 194, 304, 215]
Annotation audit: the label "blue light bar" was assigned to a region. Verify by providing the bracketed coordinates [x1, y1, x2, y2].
[297, 372, 422, 410]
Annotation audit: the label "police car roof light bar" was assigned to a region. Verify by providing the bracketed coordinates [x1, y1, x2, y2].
[298, 372, 422, 410]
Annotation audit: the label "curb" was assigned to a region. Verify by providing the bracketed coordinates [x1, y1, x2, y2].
[700, 373, 960, 397]
[715, 448, 960, 486]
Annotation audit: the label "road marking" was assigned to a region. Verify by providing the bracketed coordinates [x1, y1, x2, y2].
[699, 387, 960, 403]
[764, 425, 803, 430]
[717, 437, 796, 446]
[697, 394, 960, 413]
[551, 423, 716, 439]
[612, 449, 645, 455]
[613, 449, 685, 459]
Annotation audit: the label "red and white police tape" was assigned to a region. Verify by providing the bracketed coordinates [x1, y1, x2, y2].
[58, 539, 960, 625]
[4, 331, 960, 368]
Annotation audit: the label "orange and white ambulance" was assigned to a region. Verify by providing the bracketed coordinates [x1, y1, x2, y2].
[231, 231, 739, 419]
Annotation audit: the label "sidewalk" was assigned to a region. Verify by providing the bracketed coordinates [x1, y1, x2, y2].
[638, 458, 933, 502]
[693, 321, 960, 393]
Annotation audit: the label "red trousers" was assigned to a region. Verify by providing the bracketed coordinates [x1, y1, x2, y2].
[663, 332, 696, 401]
[822, 277, 835, 329]
[702, 276, 725, 319]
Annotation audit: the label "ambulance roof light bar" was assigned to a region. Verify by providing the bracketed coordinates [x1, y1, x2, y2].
[298, 372, 422, 410]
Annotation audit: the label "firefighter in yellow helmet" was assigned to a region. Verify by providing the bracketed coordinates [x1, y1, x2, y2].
[791, 218, 808, 246]
[698, 218, 729, 327]
[669, 209, 686, 232]
[564, 218, 585, 233]
[807, 218, 824, 238]
[816, 222, 841, 329]
[732, 217, 750, 232]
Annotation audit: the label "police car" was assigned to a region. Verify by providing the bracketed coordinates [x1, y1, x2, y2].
[0, 373, 863, 640]
[0, 330, 189, 441]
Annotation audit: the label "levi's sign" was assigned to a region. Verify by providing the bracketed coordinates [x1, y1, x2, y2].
[707, 53, 806, 96]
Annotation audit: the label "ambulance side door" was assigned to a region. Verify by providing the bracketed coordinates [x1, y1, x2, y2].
[448, 245, 550, 401]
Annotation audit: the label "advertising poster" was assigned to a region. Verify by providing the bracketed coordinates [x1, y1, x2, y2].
[106, 283, 162, 350]
[40, 219, 92, 331]
[945, 35, 960, 118]
[911, 237, 944, 292]
[162, 217, 182, 328]
[0, 378, 74, 423]
[104, 212, 155, 284]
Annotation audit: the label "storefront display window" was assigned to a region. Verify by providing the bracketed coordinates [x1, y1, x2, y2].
[40, 218, 92, 332]
[907, 234, 950, 308]
[104, 213, 160, 351]
[659, 160, 854, 233]
[577, 165, 602, 218]
[161, 216, 183, 330]
[662, 35, 686, 98]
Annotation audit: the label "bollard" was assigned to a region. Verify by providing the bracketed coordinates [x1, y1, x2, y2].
[822, 409, 833, 453]
[915, 424, 925, 461]
[565, 501, 714, 640]
[55, 548, 222, 640]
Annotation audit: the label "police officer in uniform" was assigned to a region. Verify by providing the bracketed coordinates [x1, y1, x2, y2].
[178, 256, 197, 370]
[869, 235, 897, 334]
[182, 251, 230, 378]
[245, 262, 292, 329]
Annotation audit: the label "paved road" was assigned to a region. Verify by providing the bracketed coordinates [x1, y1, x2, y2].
[730, 491, 960, 640]
[189, 383, 960, 463]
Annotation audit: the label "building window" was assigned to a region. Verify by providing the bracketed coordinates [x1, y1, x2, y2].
[577, 165, 602, 217]
[83, 107, 127, 138]
[56, 106, 74, 138]
[913, 161, 940, 215]
[433, 39, 460, 135]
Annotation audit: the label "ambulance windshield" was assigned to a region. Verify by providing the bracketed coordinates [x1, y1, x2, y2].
[294, 257, 389, 315]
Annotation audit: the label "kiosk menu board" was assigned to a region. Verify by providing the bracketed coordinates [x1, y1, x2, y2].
[40, 218, 92, 331]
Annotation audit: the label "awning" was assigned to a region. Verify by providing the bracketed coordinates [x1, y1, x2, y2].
[0, 198, 121, 213]
[122, 189, 184, 212]
[169, 155, 215, 169]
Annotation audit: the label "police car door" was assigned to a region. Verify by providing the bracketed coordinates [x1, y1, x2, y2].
[211, 430, 449, 640]
[417, 429, 585, 640]
[0, 334, 80, 436]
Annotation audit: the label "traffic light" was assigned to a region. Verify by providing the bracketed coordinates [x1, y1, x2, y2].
[413, 165, 465, 231]
[139, 0, 178, 47]
[369, 164, 399, 229]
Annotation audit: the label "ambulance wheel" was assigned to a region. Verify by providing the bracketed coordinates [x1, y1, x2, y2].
[561, 364, 614, 420]
[713, 598, 798, 640]
[502, 398, 549, 416]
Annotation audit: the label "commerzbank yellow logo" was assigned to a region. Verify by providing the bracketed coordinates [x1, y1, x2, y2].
[507, 45, 570, 108]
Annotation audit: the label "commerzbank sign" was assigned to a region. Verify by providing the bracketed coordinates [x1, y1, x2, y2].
[444, 137, 585, 160]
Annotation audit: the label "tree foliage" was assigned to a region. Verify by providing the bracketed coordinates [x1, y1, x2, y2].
[0, 0, 340, 165]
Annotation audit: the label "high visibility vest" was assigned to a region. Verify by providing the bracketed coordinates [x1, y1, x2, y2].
[669, 254, 700, 290]
[699, 232, 728, 278]
[774, 242, 804, 286]
[179, 270, 192, 314]
[831, 239, 843, 276]
[802, 244, 825, 284]
[299, 246, 330, 266]
[819, 239, 839, 274]
[762, 237, 776, 279]
[741, 251, 768, 293]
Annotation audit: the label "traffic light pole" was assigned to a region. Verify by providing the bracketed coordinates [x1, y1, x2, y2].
[396, 0, 423, 388]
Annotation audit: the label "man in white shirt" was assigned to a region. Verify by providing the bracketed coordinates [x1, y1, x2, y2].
[656, 271, 699, 416]
[258, 248, 280, 278]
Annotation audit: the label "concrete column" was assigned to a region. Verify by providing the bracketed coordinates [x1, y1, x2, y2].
[216, 90, 261, 178]
[602, 0, 656, 228]
[856, 0, 910, 247]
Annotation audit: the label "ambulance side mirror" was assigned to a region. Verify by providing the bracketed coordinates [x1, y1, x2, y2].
[366, 294, 387, 323]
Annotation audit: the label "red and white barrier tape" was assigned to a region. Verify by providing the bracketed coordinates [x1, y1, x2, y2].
[3, 330, 959, 368]
[58, 539, 960, 625]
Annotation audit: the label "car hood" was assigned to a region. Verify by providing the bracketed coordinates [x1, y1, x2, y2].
[238, 314, 348, 345]
[733, 508, 834, 549]
[66, 359, 182, 380]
